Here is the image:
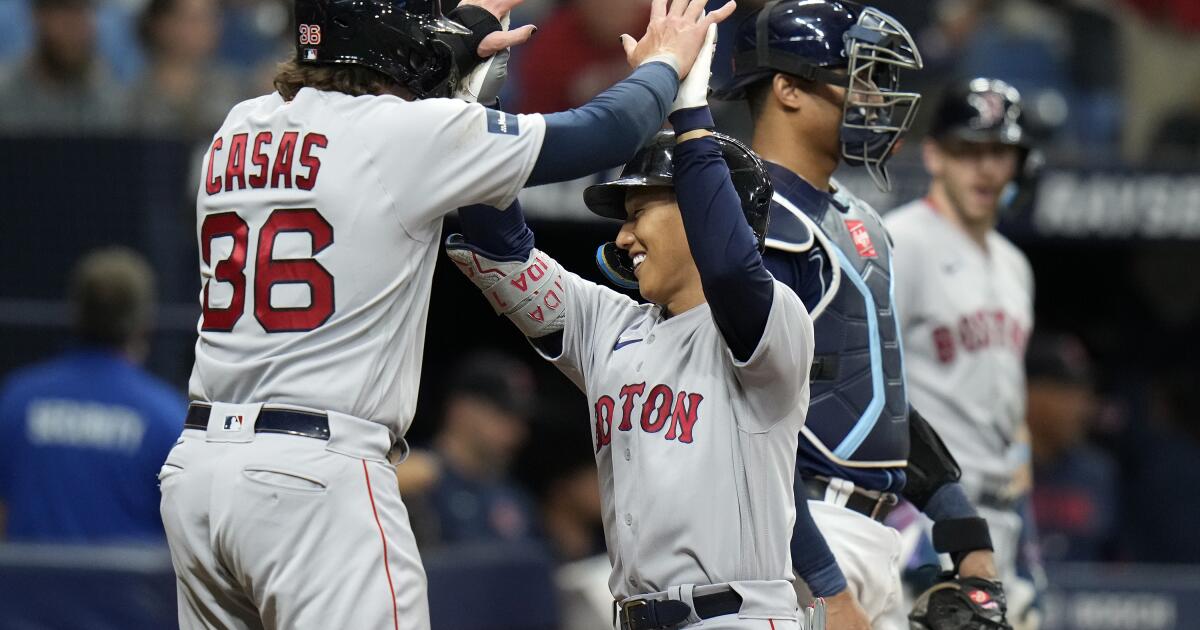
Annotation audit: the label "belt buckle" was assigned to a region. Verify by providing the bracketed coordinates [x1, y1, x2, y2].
[870, 492, 899, 520]
[620, 599, 648, 630]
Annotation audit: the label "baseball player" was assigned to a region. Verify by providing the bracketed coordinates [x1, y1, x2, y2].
[714, 2, 1011, 629]
[445, 29, 820, 629]
[885, 78, 1043, 628]
[158, 0, 735, 627]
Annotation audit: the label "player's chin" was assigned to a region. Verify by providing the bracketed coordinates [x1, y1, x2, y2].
[636, 275, 665, 305]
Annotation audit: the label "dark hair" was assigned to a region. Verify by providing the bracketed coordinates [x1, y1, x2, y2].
[136, 0, 177, 53]
[70, 247, 155, 347]
[273, 59, 401, 101]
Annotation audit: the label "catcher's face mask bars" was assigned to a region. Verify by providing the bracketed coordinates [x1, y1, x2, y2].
[839, 7, 923, 192]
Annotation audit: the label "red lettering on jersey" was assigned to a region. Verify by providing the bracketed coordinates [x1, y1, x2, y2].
[543, 289, 561, 310]
[845, 219, 878, 258]
[528, 306, 544, 323]
[665, 391, 703, 443]
[224, 133, 249, 192]
[527, 261, 545, 282]
[594, 396, 615, 452]
[640, 384, 673, 433]
[618, 383, 645, 431]
[205, 137, 224, 195]
[271, 131, 299, 188]
[297, 133, 327, 191]
[933, 326, 956, 363]
[248, 131, 273, 188]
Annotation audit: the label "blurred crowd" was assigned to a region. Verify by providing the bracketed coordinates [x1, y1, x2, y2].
[1, 0, 1199, 163]
[5, 246, 1198, 570]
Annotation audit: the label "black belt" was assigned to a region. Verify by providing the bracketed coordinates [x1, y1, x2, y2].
[805, 476, 898, 522]
[184, 403, 330, 440]
[617, 587, 742, 630]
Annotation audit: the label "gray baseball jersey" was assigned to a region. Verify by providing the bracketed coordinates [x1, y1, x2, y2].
[188, 88, 545, 437]
[884, 199, 1034, 493]
[539, 268, 813, 612]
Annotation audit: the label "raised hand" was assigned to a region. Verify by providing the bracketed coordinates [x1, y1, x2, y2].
[620, 0, 737, 79]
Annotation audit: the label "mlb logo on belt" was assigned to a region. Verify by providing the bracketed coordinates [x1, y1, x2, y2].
[223, 415, 244, 431]
[845, 220, 877, 258]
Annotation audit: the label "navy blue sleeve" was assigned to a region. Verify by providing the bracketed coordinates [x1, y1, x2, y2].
[762, 246, 832, 315]
[923, 482, 980, 522]
[792, 469, 848, 597]
[528, 62, 678, 186]
[668, 107, 773, 362]
[457, 201, 534, 259]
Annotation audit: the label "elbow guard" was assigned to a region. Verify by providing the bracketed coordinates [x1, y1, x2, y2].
[445, 234, 566, 338]
[902, 407, 962, 511]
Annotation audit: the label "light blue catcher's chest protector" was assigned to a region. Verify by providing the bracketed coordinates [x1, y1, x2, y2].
[769, 181, 909, 467]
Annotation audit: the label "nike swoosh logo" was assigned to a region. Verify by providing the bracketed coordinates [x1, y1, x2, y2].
[613, 338, 643, 351]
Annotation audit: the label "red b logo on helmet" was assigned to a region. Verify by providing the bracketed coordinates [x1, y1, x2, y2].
[299, 24, 322, 46]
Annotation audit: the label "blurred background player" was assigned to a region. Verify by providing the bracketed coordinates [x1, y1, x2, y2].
[715, 2, 1008, 628]
[399, 351, 541, 548]
[886, 77, 1044, 628]
[0, 247, 184, 543]
[1024, 331, 1119, 564]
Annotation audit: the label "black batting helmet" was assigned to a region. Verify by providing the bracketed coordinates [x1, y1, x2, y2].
[583, 130, 772, 290]
[930, 78, 1042, 208]
[293, 0, 474, 99]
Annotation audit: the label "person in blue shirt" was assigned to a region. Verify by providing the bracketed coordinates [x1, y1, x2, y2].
[0, 247, 185, 543]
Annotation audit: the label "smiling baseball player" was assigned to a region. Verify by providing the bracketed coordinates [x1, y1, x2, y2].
[445, 26, 820, 629]
[158, 0, 735, 627]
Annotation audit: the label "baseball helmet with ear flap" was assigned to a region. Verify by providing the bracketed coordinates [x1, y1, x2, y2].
[584, 130, 773, 290]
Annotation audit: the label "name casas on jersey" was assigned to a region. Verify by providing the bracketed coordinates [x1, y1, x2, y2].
[204, 131, 328, 194]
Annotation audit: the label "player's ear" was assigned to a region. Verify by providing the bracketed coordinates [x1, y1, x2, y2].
[773, 74, 805, 112]
[922, 139, 943, 178]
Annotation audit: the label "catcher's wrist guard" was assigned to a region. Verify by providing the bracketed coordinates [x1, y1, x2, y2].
[445, 235, 566, 338]
[910, 575, 1012, 630]
[933, 516, 994, 571]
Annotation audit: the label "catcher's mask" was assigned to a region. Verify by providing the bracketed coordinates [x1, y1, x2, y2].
[293, 0, 489, 99]
[715, 0, 923, 192]
[583, 131, 772, 291]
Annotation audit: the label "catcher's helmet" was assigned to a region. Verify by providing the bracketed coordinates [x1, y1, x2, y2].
[293, 0, 473, 99]
[583, 131, 772, 290]
[714, 0, 923, 192]
[930, 78, 1042, 208]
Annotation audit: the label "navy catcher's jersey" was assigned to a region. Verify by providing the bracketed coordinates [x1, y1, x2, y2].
[761, 162, 907, 492]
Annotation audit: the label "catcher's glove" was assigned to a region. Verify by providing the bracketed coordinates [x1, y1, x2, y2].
[910, 576, 1013, 630]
